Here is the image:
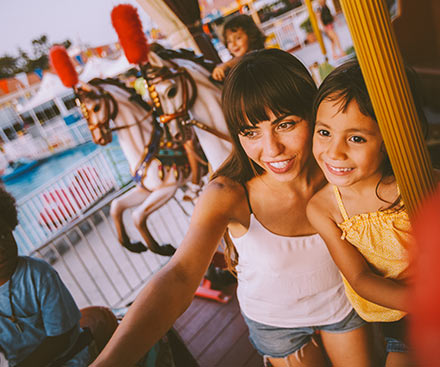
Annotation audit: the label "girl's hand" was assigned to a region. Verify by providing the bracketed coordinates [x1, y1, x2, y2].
[212, 64, 228, 81]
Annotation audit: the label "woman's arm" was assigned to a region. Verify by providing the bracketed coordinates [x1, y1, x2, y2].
[307, 196, 409, 312]
[91, 180, 240, 367]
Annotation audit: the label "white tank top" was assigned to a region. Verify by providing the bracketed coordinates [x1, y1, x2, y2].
[232, 214, 352, 328]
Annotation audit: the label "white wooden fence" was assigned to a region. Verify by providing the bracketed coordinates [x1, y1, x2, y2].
[29, 186, 194, 308]
[14, 146, 131, 254]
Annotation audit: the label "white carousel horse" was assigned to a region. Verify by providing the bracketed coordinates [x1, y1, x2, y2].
[76, 49, 232, 256]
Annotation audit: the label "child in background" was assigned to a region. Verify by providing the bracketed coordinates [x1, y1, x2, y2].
[317, 0, 346, 60]
[307, 60, 431, 366]
[212, 14, 265, 81]
[0, 187, 90, 367]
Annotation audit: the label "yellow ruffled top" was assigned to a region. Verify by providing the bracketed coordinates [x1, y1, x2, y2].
[332, 185, 411, 322]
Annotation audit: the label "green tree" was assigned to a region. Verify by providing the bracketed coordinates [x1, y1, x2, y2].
[0, 34, 72, 78]
[31, 34, 50, 58]
[0, 54, 19, 78]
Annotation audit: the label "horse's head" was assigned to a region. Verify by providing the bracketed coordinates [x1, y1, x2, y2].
[75, 81, 117, 146]
[141, 51, 198, 144]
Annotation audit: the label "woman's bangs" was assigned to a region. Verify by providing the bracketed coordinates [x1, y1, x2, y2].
[234, 81, 295, 134]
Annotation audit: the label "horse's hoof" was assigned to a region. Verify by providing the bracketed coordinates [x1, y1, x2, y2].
[122, 241, 148, 253]
[155, 244, 176, 256]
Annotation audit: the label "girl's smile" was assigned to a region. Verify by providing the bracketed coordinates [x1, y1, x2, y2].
[313, 98, 384, 189]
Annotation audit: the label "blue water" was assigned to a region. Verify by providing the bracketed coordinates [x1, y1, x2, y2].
[4, 140, 120, 200]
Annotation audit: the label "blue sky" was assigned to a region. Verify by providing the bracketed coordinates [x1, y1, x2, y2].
[0, 0, 153, 56]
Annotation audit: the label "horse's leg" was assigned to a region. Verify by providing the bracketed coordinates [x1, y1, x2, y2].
[110, 186, 151, 253]
[183, 139, 208, 202]
[183, 139, 201, 185]
[132, 184, 179, 256]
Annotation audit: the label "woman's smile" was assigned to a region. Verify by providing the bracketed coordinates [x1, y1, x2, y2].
[265, 158, 295, 173]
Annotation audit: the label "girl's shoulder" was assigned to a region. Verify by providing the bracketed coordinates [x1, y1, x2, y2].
[309, 182, 335, 205]
[307, 183, 339, 219]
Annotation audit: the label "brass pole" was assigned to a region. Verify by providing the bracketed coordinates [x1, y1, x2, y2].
[304, 0, 327, 56]
[339, 0, 435, 218]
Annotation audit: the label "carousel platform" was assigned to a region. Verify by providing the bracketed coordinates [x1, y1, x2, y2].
[175, 292, 263, 366]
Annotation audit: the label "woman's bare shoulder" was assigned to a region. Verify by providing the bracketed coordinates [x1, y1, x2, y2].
[208, 176, 244, 196]
[199, 176, 247, 215]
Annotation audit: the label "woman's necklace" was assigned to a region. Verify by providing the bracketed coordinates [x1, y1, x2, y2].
[0, 279, 22, 333]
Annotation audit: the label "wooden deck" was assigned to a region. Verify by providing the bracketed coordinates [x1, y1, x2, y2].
[174, 291, 263, 367]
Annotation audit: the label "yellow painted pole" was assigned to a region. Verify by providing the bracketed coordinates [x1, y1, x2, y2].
[339, 0, 435, 218]
[304, 0, 327, 56]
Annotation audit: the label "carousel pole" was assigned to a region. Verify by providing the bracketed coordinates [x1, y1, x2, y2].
[304, 0, 327, 56]
[339, 0, 435, 218]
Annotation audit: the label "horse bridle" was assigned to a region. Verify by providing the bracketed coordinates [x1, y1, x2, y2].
[142, 60, 231, 143]
[142, 60, 197, 125]
[75, 78, 151, 145]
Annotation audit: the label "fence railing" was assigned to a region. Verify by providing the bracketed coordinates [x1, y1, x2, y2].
[14, 145, 131, 254]
[261, 5, 308, 51]
[29, 185, 194, 309]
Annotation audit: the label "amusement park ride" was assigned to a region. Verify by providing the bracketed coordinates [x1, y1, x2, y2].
[48, 0, 439, 364]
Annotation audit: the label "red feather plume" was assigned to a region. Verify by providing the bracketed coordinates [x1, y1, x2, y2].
[49, 46, 78, 88]
[111, 4, 149, 65]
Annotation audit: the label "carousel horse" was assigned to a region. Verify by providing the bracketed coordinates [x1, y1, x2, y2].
[75, 49, 232, 256]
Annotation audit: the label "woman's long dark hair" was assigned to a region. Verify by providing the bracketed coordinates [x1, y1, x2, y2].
[212, 49, 317, 272]
[213, 48, 317, 184]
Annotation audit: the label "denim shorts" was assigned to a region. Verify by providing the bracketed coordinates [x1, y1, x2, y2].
[385, 337, 408, 353]
[380, 318, 408, 354]
[242, 308, 365, 358]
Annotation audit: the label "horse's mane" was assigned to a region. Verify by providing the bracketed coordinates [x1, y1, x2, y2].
[150, 43, 217, 74]
[88, 77, 152, 112]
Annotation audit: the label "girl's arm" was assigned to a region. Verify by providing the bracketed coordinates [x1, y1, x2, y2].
[307, 196, 409, 312]
[212, 57, 241, 81]
[91, 180, 241, 367]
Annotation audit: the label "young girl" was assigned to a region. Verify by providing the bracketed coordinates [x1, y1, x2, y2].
[212, 14, 265, 81]
[91, 49, 373, 367]
[307, 60, 429, 365]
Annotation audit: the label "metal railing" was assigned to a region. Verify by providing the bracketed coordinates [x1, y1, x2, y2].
[14, 145, 131, 254]
[261, 5, 308, 51]
[29, 185, 194, 309]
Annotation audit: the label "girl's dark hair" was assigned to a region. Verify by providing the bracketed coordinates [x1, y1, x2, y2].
[222, 14, 266, 51]
[213, 48, 317, 184]
[312, 59, 428, 210]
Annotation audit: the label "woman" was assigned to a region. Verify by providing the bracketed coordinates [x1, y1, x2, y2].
[91, 49, 372, 367]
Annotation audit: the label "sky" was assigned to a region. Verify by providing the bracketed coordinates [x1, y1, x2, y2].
[0, 0, 153, 56]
